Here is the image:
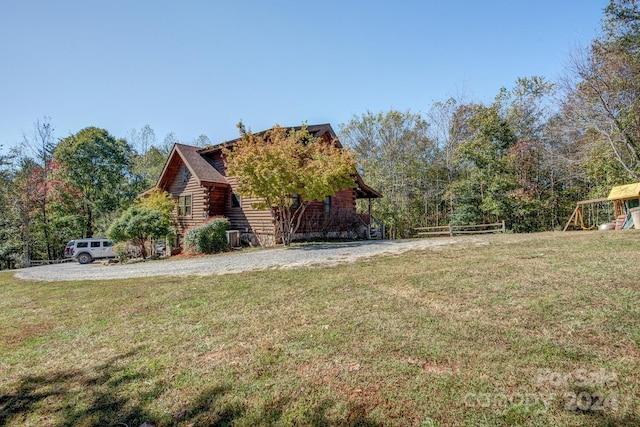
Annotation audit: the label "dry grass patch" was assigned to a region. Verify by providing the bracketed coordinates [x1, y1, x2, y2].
[1, 231, 639, 426]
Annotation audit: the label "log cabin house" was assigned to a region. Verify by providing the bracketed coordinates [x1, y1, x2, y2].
[148, 124, 381, 247]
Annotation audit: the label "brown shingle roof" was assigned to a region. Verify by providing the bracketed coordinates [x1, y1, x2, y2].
[153, 143, 229, 191]
[175, 144, 228, 185]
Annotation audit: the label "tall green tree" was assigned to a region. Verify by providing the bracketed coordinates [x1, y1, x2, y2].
[451, 103, 519, 226]
[127, 125, 170, 191]
[427, 97, 475, 222]
[499, 76, 556, 230]
[193, 134, 211, 147]
[162, 132, 179, 152]
[7, 150, 44, 267]
[340, 110, 436, 238]
[53, 127, 135, 238]
[446, 78, 571, 232]
[0, 150, 21, 269]
[564, 0, 640, 179]
[22, 118, 57, 259]
[47, 160, 92, 252]
[128, 124, 157, 155]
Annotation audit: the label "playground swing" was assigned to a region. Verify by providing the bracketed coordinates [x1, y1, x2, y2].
[590, 202, 611, 229]
[568, 200, 617, 230]
[563, 183, 640, 231]
[564, 200, 598, 230]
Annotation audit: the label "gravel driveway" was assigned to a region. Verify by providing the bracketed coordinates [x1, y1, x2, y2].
[15, 237, 475, 282]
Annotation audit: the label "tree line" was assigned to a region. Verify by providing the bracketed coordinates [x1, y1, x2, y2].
[340, 1, 640, 238]
[0, 124, 184, 269]
[0, 0, 637, 266]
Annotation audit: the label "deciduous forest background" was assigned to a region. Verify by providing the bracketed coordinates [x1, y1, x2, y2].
[1, 1, 638, 267]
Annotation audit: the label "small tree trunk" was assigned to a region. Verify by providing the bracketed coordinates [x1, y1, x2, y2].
[138, 238, 147, 259]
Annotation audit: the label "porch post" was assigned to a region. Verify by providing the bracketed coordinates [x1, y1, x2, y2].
[367, 198, 372, 240]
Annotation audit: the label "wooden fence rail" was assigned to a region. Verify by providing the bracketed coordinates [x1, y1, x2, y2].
[413, 221, 506, 237]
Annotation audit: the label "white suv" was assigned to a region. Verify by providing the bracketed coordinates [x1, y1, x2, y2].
[64, 238, 116, 264]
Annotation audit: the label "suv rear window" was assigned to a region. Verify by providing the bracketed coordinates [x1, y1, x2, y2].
[103, 241, 113, 247]
[77, 242, 88, 248]
[91, 241, 100, 248]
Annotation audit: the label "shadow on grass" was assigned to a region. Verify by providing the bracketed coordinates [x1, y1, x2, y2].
[3, 356, 637, 427]
[181, 392, 384, 426]
[9, 350, 633, 426]
[0, 348, 384, 427]
[0, 349, 155, 426]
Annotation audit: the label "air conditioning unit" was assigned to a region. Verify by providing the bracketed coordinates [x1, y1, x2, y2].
[226, 230, 240, 247]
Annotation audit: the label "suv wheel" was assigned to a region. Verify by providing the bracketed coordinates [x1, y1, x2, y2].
[77, 252, 93, 264]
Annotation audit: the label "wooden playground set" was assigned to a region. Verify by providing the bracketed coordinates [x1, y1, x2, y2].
[564, 183, 640, 231]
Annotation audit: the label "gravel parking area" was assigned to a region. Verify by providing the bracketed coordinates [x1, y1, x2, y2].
[14, 237, 477, 282]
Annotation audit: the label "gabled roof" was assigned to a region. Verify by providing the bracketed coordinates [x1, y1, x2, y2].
[155, 143, 229, 189]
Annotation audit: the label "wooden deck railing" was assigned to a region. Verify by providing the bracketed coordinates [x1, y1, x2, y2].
[413, 221, 506, 237]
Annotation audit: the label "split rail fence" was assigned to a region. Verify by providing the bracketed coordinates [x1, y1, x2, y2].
[413, 221, 506, 237]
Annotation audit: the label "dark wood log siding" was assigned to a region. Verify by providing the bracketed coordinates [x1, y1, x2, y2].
[224, 175, 275, 234]
[297, 188, 357, 233]
[207, 186, 227, 217]
[168, 164, 207, 235]
[202, 151, 359, 235]
[209, 152, 274, 234]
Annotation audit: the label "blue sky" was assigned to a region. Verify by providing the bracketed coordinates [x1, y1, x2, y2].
[0, 1, 607, 154]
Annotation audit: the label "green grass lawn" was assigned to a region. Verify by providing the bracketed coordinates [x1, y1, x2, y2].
[1, 231, 639, 426]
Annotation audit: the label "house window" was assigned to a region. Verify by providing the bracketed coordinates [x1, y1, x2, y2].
[181, 167, 191, 183]
[292, 194, 300, 209]
[324, 196, 332, 213]
[231, 192, 241, 208]
[178, 194, 192, 216]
